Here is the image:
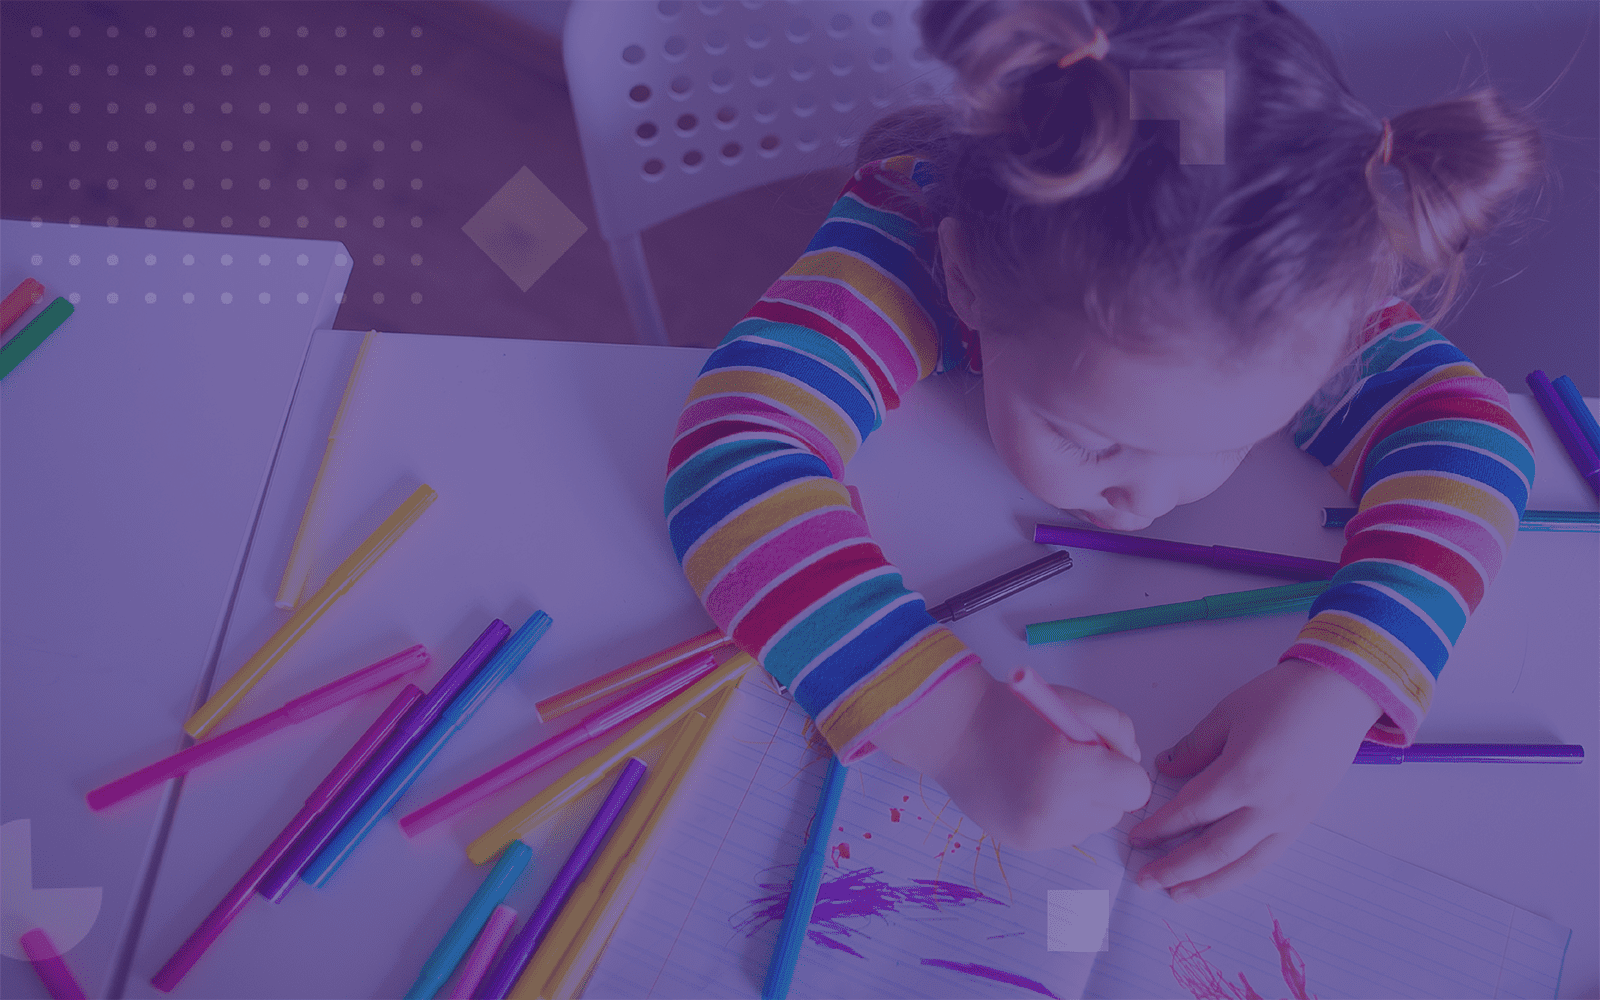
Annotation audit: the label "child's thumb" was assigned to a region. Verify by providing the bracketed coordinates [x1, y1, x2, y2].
[1157, 724, 1223, 777]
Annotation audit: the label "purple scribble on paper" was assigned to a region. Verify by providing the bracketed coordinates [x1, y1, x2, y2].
[919, 958, 1062, 999]
[735, 866, 1005, 959]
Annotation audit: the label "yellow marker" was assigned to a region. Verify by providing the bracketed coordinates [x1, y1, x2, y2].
[276, 330, 379, 609]
[511, 680, 739, 1000]
[185, 483, 437, 738]
[467, 651, 753, 865]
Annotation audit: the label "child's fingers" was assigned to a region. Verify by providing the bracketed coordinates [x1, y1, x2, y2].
[1139, 821, 1287, 903]
[1126, 760, 1237, 849]
[1051, 684, 1140, 760]
[1111, 755, 1155, 813]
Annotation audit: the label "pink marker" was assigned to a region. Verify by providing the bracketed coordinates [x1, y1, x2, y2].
[1007, 666, 1105, 746]
[398, 651, 720, 837]
[19, 928, 86, 1000]
[149, 683, 424, 992]
[88, 645, 430, 811]
[448, 903, 518, 999]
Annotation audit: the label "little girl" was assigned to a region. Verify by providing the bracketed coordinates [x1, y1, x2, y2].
[664, 0, 1545, 902]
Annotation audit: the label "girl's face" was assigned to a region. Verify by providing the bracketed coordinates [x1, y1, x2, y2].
[938, 219, 1353, 533]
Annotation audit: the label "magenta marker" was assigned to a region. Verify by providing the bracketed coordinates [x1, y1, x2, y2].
[399, 650, 718, 837]
[1034, 522, 1340, 580]
[256, 619, 511, 901]
[19, 928, 86, 1000]
[88, 645, 429, 811]
[150, 683, 424, 992]
[448, 903, 518, 999]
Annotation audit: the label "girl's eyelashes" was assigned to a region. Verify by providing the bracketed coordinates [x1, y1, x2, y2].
[1054, 434, 1118, 463]
[1051, 433, 1250, 464]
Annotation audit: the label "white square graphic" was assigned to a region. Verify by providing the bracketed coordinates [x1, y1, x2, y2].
[1046, 889, 1110, 952]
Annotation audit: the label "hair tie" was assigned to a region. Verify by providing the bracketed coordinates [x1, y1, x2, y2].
[1057, 26, 1110, 70]
[1378, 117, 1394, 165]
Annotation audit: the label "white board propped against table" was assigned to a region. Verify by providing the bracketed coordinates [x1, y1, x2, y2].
[0, 221, 350, 999]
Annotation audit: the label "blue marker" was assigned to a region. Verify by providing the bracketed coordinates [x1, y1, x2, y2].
[302, 610, 553, 886]
[404, 840, 533, 999]
[1553, 375, 1600, 459]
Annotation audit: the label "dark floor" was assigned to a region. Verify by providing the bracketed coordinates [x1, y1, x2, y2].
[3, 0, 1596, 395]
[0, 0, 853, 349]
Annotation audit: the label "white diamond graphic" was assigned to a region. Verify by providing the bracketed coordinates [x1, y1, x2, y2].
[463, 166, 588, 292]
[0, 820, 102, 960]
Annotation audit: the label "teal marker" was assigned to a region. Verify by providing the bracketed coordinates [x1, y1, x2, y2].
[1026, 580, 1329, 644]
[1322, 506, 1599, 532]
[405, 840, 533, 999]
[0, 296, 73, 379]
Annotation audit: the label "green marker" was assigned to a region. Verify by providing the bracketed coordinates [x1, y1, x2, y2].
[1322, 506, 1599, 532]
[1026, 580, 1330, 644]
[0, 296, 74, 380]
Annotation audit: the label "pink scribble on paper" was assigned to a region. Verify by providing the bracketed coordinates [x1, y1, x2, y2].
[736, 866, 1005, 959]
[1166, 908, 1318, 1000]
[1267, 909, 1317, 1000]
[919, 958, 1061, 999]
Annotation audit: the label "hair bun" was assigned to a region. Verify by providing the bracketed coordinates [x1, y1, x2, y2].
[918, 1, 1130, 204]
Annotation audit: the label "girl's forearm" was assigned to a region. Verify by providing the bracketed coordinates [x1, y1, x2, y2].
[869, 661, 993, 777]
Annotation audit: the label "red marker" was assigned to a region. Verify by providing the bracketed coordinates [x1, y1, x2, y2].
[1, 277, 45, 335]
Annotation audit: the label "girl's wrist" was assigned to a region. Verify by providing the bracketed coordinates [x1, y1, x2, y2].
[1274, 656, 1385, 730]
[869, 662, 992, 777]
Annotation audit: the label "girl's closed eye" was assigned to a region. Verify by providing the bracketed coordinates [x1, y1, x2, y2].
[1054, 434, 1118, 464]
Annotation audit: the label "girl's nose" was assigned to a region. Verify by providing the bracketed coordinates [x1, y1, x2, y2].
[1102, 483, 1173, 524]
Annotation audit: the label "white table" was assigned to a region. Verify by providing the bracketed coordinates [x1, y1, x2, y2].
[110, 328, 1596, 999]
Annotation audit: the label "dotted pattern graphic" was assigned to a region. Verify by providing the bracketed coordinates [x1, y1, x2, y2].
[1, 1, 606, 339]
[12, 223, 347, 313]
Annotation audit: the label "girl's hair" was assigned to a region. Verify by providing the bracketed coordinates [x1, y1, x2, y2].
[854, 0, 1550, 381]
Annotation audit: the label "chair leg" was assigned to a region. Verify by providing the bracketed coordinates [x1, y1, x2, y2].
[606, 232, 672, 347]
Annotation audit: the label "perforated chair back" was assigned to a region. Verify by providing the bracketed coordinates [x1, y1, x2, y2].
[563, 0, 955, 344]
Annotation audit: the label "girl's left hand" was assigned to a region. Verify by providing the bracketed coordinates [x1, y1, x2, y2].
[1125, 657, 1384, 902]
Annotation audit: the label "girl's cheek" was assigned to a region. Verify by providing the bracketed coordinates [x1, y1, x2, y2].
[1174, 455, 1245, 506]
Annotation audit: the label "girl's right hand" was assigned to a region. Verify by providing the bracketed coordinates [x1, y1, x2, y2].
[928, 668, 1152, 852]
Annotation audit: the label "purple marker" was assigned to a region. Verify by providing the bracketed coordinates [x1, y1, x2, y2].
[1354, 742, 1583, 764]
[1526, 369, 1600, 500]
[150, 683, 423, 992]
[478, 757, 650, 999]
[256, 619, 511, 901]
[1034, 523, 1340, 581]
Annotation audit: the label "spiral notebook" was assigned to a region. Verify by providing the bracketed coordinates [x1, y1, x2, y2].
[582, 670, 1571, 1000]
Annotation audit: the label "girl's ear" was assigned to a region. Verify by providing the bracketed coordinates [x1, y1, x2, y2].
[938, 217, 982, 330]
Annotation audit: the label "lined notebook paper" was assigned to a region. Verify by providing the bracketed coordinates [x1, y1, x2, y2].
[584, 672, 1570, 1000]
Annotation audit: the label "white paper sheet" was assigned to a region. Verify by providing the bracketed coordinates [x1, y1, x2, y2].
[585, 671, 1570, 1000]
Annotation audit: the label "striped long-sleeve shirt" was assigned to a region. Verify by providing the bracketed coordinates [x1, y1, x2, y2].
[664, 154, 1533, 761]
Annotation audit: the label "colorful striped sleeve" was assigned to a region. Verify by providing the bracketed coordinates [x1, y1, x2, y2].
[1282, 298, 1534, 745]
[664, 155, 983, 763]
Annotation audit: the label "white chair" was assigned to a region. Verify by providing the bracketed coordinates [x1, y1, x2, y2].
[563, 0, 956, 345]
